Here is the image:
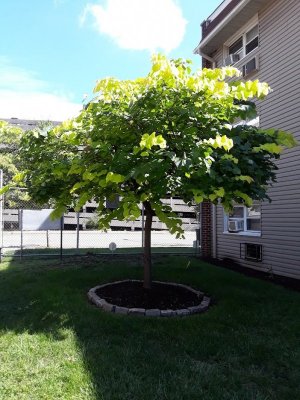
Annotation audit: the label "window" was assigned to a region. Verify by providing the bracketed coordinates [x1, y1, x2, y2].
[229, 37, 243, 58]
[239, 243, 263, 261]
[225, 23, 259, 64]
[245, 25, 258, 54]
[245, 243, 262, 261]
[242, 56, 258, 76]
[225, 204, 261, 235]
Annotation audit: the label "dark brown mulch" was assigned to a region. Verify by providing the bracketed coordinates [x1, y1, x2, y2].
[96, 281, 203, 309]
[202, 257, 300, 292]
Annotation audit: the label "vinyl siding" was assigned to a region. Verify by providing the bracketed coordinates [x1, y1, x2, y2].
[212, 47, 224, 68]
[214, 0, 300, 279]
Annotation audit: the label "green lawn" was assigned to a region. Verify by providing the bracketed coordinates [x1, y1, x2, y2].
[0, 256, 299, 400]
[4, 246, 197, 258]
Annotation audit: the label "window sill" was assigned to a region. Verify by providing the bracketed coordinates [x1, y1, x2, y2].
[231, 48, 259, 68]
[223, 231, 261, 237]
[223, 48, 259, 69]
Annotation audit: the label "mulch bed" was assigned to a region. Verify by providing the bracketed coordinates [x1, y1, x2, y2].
[96, 281, 203, 309]
[203, 257, 300, 292]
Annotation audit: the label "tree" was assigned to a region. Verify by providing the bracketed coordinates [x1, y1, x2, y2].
[0, 120, 23, 184]
[0, 120, 55, 208]
[14, 55, 296, 289]
[0, 120, 31, 207]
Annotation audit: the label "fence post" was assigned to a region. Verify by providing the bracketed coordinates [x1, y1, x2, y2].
[76, 212, 80, 251]
[141, 203, 145, 250]
[0, 169, 3, 262]
[20, 209, 23, 261]
[60, 216, 64, 262]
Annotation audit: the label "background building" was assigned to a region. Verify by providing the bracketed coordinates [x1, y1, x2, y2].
[195, 0, 300, 279]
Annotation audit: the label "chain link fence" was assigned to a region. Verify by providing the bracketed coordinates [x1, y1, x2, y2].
[0, 187, 201, 260]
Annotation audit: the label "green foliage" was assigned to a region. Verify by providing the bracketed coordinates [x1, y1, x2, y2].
[0, 120, 23, 185]
[0, 121, 30, 207]
[0, 120, 57, 207]
[16, 54, 297, 235]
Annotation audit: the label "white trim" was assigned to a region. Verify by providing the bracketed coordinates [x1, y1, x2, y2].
[208, 0, 233, 22]
[224, 16, 259, 64]
[223, 231, 261, 237]
[224, 14, 258, 47]
[224, 204, 261, 235]
[198, 0, 252, 52]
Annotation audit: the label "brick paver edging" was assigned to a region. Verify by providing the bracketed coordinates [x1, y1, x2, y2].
[87, 280, 211, 317]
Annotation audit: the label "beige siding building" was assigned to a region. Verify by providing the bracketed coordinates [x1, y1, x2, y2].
[195, 0, 300, 279]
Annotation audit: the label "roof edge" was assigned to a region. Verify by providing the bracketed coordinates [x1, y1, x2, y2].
[194, 0, 251, 55]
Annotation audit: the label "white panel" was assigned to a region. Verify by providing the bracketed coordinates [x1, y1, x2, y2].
[22, 209, 61, 231]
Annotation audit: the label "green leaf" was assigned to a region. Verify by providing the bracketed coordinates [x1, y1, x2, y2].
[12, 172, 25, 183]
[140, 133, 166, 150]
[192, 190, 204, 203]
[235, 175, 253, 183]
[77, 192, 91, 209]
[140, 193, 149, 202]
[209, 188, 225, 202]
[50, 205, 66, 220]
[70, 182, 86, 193]
[83, 171, 96, 181]
[0, 185, 11, 195]
[234, 191, 253, 206]
[253, 143, 282, 154]
[68, 164, 83, 175]
[106, 172, 125, 184]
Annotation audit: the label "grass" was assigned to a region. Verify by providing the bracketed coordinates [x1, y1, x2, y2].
[3, 246, 197, 258]
[0, 255, 299, 400]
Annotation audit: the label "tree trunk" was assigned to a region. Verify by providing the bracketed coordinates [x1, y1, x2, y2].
[143, 201, 153, 290]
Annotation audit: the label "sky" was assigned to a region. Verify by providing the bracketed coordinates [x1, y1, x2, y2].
[0, 0, 222, 121]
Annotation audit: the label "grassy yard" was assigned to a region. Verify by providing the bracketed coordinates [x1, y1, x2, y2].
[4, 246, 197, 257]
[0, 255, 299, 400]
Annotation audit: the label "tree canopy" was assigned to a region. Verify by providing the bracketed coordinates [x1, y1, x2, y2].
[0, 120, 56, 207]
[0, 120, 23, 185]
[12, 54, 296, 287]
[0, 120, 31, 207]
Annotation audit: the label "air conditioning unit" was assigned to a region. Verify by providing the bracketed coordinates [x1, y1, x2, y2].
[242, 56, 259, 77]
[224, 54, 240, 66]
[228, 220, 244, 232]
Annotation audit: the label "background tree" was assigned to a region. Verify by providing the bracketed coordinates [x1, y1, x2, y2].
[0, 120, 55, 208]
[14, 55, 296, 289]
[0, 120, 30, 207]
[0, 120, 23, 183]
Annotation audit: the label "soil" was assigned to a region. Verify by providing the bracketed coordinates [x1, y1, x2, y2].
[95, 281, 203, 309]
[203, 257, 300, 292]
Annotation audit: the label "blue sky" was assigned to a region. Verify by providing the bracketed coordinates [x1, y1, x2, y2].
[0, 0, 221, 121]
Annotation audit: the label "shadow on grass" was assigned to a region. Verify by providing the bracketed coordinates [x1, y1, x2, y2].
[0, 255, 300, 400]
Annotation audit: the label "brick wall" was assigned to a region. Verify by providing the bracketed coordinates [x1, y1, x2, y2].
[201, 200, 212, 257]
[202, 58, 213, 69]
